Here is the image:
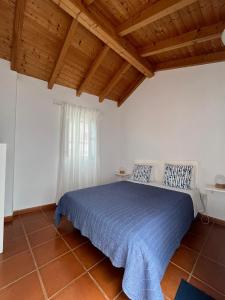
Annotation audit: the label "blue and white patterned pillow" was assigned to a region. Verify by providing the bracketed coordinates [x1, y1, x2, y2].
[164, 164, 193, 189]
[132, 164, 152, 183]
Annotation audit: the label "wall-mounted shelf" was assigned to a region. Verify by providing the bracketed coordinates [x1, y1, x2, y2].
[115, 172, 130, 177]
[206, 184, 225, 193]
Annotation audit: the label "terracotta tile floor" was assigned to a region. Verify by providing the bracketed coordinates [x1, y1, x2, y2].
[0, 208, 225, 300]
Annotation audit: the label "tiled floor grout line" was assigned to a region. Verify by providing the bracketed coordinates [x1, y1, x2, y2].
[0, 248, 29, 263]
[169, 261, 190, 275]
[26, 224, 56, 236]
[88, 272, 110, 300]
[113, 290, 123, 300]
[187, 223, 214, 282]
[53, 228, 110, 300]
[19, 215, 49, 300]
[0, 270, 36, 292]
[48, 271, 87, 300]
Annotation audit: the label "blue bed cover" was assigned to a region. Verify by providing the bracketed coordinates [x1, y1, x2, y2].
[55, 181, 194, 300]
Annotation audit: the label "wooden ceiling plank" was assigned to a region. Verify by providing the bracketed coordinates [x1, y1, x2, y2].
[76, 44, 109, 96]
[117, 0, 198, 37]
[117, 74, 146, 107]
[48, 18, 78, 89]
[156, 51, 225, 70]
[11, 0, 27, 71]
[51, 0, 154, 77]
[140, 21, 225, 57]
[83, 0, 95, 5]
[99, 61, 131, 102]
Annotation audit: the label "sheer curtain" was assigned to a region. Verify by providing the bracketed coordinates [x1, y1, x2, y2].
[57, 103, 100, 200]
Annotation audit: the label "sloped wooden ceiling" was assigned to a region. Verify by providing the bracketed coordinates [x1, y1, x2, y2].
[1, 0, 225, 106]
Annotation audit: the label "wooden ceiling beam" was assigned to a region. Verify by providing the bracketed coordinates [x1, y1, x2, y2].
[140, 21, 225, 57]
[117, 0, 197, 37]
[48, 18, 78, 89]
[156, 51, 225, 71]
[51, 0, 154, 78]
[76, 45, 110, 96]
[117, 74, 146, 107]
[99, 61, 131, 102]
[11, 0, 27, 71]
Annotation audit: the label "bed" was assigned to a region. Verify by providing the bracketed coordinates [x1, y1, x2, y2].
[55, 179, 198, 300]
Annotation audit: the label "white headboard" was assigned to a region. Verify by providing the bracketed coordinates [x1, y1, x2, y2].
[134, 160, 199, 188]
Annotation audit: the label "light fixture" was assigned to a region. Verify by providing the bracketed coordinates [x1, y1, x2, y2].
[222, 29, 225, 45]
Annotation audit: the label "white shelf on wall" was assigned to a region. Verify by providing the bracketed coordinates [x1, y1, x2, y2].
[115, 172, 130, 177]
[206, 184, 225, 193]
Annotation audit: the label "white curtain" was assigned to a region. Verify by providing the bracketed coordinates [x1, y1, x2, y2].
[57, 103, 100, 200]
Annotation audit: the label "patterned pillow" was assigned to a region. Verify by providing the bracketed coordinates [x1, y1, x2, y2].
[164, 164, 193, 189]
[132, 164, 152, 183]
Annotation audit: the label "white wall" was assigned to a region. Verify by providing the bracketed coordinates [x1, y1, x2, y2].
[0, 60, 17, 216]
[1, 57, 225, 218]
[0, 59, 121, 214]
[119, 62, 225, 193]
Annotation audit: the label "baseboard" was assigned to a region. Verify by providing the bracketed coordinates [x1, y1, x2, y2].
[4, 216, 14, 223]
[4, 203, 56, 223]
[198, 213, 225, 227]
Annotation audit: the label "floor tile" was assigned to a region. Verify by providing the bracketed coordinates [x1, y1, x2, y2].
[193, 256, 225, 294]
[28, 226, 59, 248]
[0, 272, 44, 300]
[171, 245, 198, 273]
[202, 224, 225, 266]
[42, 206, 56, 222]
[161, 263, 189, 300]
[3, 217, 24, 241]
[52, 273, 105, 300]
[63, 230, 88, 249]
[190, 277, 225, 300]
[181, 232, 205, 252]
[74, 242, 105, 269]
[0, 251, 35, 288]
[32, 237, 69, 267]
[57, 220, 75, 236]
[22, 216, 51, 234]
[189, 219, 212, 238]
[116, 292, 130, 299]
[90, 259, 123, 299]
[40, 252, 84, 297]
[0, 235, 28, 262]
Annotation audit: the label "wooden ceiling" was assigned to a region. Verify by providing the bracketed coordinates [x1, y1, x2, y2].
[1, 0, 225, 106]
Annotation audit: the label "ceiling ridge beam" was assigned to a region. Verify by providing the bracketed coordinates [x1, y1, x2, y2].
[51, 0, 154, 77]
[139, 21, 225, 57]
[48, 18, 78, 89]
[117, 74, 146, 107]
[99, 61, 131, 103]
[156, 51, 225, 70]
[117, 0, 197, 37]
[77, 45, 110, 96]
[11, 0, 27, 71]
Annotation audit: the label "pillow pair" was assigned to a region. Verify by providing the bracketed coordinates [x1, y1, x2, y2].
[132, 163, 194, 190]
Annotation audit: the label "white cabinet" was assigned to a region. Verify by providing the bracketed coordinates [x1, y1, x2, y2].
[0, 144, 6, 253]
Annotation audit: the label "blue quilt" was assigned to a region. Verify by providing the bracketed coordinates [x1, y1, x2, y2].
[55, 181, 194, 300]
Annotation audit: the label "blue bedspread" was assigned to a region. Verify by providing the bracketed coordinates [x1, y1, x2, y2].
[55, 181, 194, 300]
